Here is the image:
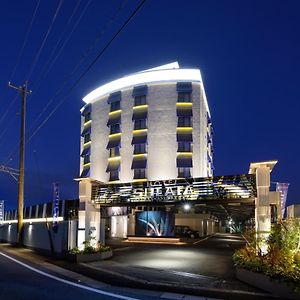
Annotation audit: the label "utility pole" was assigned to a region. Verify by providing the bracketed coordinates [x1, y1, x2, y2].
[8, 81, 31, 246]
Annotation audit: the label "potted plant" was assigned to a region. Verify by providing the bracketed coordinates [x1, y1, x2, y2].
[68, 233, 112, 263]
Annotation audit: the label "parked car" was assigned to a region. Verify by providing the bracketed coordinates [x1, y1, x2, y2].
[174, 225, 200, 238]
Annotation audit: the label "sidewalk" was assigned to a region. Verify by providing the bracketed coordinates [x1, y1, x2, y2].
[0, 243, 277, 300]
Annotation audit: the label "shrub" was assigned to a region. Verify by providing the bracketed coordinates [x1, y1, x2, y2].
[69, 233, 111, 255]
[233, 219, 300, 284]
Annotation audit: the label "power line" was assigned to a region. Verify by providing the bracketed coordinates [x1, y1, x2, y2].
[32, 0, 85, 92]
[9, 0, 41, 82]
[0, 94, 18, 126]
[0, 117, 18, 145]
[27, 0, 147, 143]
[3, 0, 146, 165]
[26, 0, 64, 82]
[26, 0, 128, 132]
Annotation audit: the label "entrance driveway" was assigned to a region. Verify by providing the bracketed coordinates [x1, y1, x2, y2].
[106, 233, 244, 279]
[86, 233, 261, 294]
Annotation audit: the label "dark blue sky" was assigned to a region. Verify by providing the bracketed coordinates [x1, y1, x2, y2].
[0, 0, 299, 210]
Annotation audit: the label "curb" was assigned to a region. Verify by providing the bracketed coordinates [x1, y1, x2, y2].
[51, 260, 277, 300]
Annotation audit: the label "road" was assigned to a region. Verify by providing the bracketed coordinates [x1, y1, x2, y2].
[0, 234, 254, 299]
[0, 250, 211, 300]
[106, 233, 245, 280]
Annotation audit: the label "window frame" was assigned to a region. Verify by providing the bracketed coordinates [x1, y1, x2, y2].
[134, 95, 147, 106]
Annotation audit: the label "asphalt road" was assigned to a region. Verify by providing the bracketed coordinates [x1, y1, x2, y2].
[0, 234, 250, 300]
[106, 233, 245, 280]
[0, 250, 199, 300]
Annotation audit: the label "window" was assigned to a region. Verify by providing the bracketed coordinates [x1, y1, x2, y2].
[109, 170, 119, 181]
[134, 95, 146, 106]
[134, 143, 146, 154]
[110, 124, 120, 134]
[177, 117, 192, 127]
[84, 134, 91, 143]
[109, 147, 120, 157]
[83, 155, 90, 164]
[177, 142, 192, 152]
[110, 101, 120, 112]
[134, 169, 146, 179]
[84, 112, 91, 123]
[134, 119, 147, 130]
[178, 168, 191, 178]
[178, 92, 191, 102]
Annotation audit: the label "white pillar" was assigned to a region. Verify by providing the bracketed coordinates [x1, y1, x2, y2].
[249, 161, 277, 254]
[77, 179, 101, 249]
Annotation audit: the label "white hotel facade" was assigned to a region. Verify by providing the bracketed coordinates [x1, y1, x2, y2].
[77, 62, 214, 245]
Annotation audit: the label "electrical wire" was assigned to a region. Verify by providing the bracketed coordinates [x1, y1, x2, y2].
[26, 0, 64, 82]
[32, 0, 85, 92]
[9, 0, 41, 82]
[3, 0, 146, 165]
[27, 0, 128, 132]
[0, 94, 18, 126]
[0, 117, 18, 144]
[27, 0, 146, 143]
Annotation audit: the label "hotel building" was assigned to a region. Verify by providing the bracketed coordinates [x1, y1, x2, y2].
[80, 62, 213, 182]
[77, 62, 215, 245]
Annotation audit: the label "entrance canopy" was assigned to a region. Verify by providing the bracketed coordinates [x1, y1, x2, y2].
[91, 174, 256, 207]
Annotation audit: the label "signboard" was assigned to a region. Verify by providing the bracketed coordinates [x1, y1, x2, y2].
[91, 174, 256, 205]
[0, 200, 4, 222]
[52, 183, 60, 233]
[276, 182, 289, 217]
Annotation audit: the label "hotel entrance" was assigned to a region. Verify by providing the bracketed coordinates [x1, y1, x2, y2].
[96, 174, 257, 241]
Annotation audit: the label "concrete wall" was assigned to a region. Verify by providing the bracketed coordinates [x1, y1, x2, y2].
[0, 221, 71, 254]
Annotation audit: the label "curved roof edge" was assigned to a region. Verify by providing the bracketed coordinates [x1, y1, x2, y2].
[82, 62, 211, 116]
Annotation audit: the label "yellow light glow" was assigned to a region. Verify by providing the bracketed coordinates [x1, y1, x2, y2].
[132, 178, 147, 183]
[109, 109, 122, 116]
[108, 156, 121, 161]
[83, 141, 91, 147]
[176, 102, 193, 107]
[133, 153, 147, 158]
[176, 127, 193, 131]
[83, 120, 92, 127]
[133, 129, 148, 134]
[108, 180, 120, 184]
[177, 152, 193, 156]
[133, 104, 148, 110]
[1, 217, 64, 224]
[109, 132, 122, 138]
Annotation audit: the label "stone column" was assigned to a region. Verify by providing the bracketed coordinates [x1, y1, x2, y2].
[77, 179, 101, 249]
[249, 161, 277, 254]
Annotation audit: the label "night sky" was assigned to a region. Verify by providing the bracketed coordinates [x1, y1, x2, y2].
[0, 0, 299, 210]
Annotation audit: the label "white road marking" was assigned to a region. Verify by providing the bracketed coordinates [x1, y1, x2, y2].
[170, 271, 213, 280]
[193, 234, 215, 245]
[0, 251, 139, 300]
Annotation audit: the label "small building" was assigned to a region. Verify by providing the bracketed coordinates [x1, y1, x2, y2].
[287, 204, 300, 218]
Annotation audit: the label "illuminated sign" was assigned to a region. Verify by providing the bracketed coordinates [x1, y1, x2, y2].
[91, 174, 256, 205]
[52, 183, 60, 233]
[0, 201, 4, 222]
[276, 182, 290, 217]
